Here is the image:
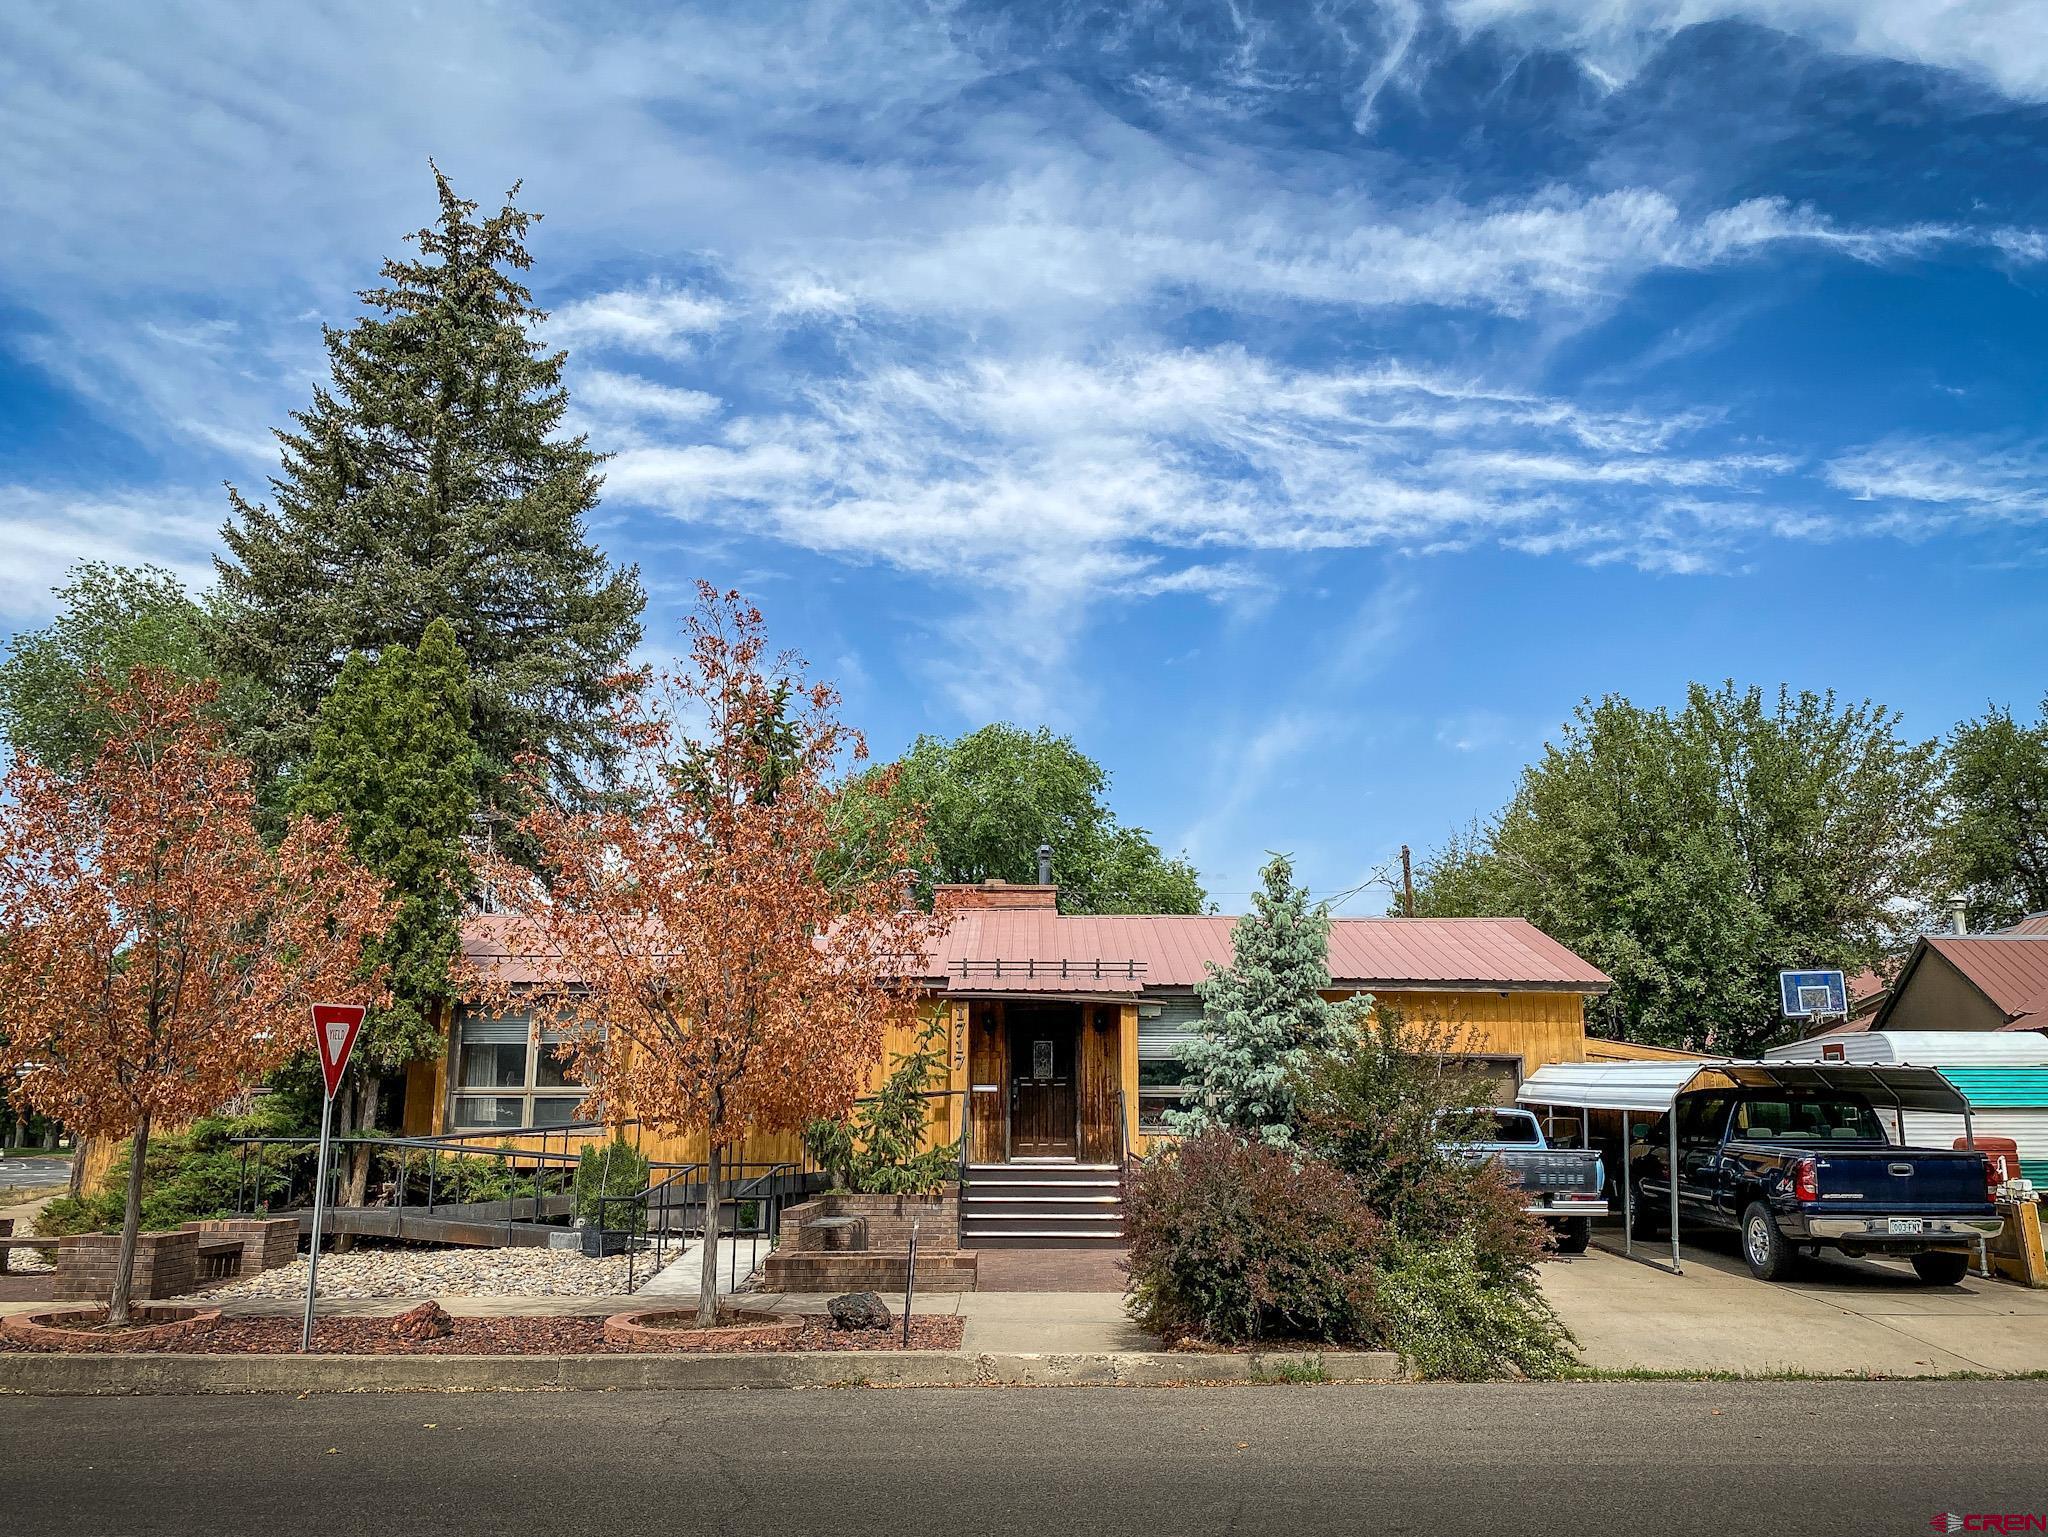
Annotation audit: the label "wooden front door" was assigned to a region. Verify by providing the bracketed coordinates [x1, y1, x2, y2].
[1007, 1007, 1078, 1158]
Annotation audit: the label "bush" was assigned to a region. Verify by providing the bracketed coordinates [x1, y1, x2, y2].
[1374, 1236, 1577, 1381]
[1298, 1005, 1549, 1281]
[1123, 1130, 1382, 1346]
[803, 1014, 958, 1195]
[573, 1132, 650, 1235]
[34, 1109, 308, 1237]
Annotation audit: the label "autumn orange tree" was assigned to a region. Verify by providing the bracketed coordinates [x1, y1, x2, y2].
[467, 584, 944, 1325]
[0, 669, 393, 1325]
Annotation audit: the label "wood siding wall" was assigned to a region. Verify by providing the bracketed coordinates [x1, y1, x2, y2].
[414, 988, 1589, 1169]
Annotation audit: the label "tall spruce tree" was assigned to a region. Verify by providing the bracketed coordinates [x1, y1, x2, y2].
[1167, 853, 1366, 1147]
[290, 619, 479, 1204]
[216, 167, 643, 811]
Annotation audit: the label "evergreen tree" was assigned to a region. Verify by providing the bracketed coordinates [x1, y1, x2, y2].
[1167, 853, 1366, 1146]
[290, 619, 479, 1199]
[216, 167, 644, 811]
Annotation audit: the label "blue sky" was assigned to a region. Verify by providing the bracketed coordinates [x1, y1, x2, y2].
[5, 1, 2048, 911]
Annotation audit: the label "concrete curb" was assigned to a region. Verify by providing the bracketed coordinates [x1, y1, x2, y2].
[0, 1347, 1403, 1395]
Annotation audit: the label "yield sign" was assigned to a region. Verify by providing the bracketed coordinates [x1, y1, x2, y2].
[310, 1003, 367, 1099]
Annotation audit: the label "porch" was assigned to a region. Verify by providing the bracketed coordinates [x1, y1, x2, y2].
[955, 997, 1135, 1247]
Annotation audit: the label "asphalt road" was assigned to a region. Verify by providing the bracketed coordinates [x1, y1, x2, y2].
[4, 1381, 2044, 1536]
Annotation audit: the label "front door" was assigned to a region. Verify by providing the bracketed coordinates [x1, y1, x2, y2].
[1008, 1008, 1078, 1159]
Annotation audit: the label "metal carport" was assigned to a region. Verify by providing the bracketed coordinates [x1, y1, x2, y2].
[1516, 1059, 1980, 1276]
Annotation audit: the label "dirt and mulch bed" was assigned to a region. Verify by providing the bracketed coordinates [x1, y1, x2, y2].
[0, 1310, 966, 1355]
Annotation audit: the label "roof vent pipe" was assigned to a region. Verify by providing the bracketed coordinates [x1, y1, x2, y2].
[1037, 843, 1053, 886]
[1951, 896, 1969, 936]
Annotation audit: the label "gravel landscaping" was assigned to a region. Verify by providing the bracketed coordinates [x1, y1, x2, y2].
[203, 1245, 645, 1300]
[0, 1312, 966, 1354]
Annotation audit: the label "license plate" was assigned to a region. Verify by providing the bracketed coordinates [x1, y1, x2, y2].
[1886, 1218, 1924, 1235]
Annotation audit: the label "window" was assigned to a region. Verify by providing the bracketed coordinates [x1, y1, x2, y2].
[1675, 1093, 1731, 1146]
[1730, 1095, 1884, 1143]
[450, 1008, 587, 1131]
[1136, 1001, 1203, 1134]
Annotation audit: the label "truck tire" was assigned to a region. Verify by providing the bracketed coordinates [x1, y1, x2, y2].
[1910, 1251, 1970, 1286]
[1551, 1216, 1590, 1255]
[1741, 1202, 1796, 1282]
[1629, 1186, 1666, 1240]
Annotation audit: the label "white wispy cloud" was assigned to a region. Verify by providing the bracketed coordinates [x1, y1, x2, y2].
[1824, 438, 2048, 524]
[1450, 0, 2048, 101]
[546, 287, 731, 361]
[0, 486, 222, 622]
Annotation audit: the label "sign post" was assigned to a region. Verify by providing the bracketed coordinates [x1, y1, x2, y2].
[302, 1002, 366, 1354]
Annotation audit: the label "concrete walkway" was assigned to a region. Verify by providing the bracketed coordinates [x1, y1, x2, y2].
[1542, 1240, 2048, 1376]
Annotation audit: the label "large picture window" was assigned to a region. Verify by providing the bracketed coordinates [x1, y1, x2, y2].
[1136, 1001, 1204, 1134]
[450, 1009, 586, 1130]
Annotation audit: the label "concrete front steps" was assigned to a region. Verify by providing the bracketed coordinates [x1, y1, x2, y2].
[961, 1163, 1124, 1249]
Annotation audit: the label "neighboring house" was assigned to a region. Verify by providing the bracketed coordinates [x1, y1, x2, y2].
[1856, 934, 2048, 1038]
[427, 878, 1614, 1174]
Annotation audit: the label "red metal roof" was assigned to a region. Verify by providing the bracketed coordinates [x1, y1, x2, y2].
[925, 912, 1610, 994]
[460, 910, 1611, 995]
[2002, 913, 2048, 936]
[1926, 936, 2048, 1025]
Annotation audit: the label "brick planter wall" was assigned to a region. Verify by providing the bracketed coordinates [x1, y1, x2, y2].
[758, 1251, 978, 1293]
[761, 1186, 974, 1293]
[780, 1188, 959, 1248]
[52, 1229, 201, 1302]
[183, 1217, 301, 1276]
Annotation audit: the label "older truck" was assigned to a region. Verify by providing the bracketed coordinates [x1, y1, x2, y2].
[1437, 1108, 1609, 1254]
[1631, 1085, 2004, 1283]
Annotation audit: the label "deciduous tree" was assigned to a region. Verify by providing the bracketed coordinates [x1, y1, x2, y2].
[844, 722, 1205, 914]
[466, 585, 945, 1325]
[0, 669, 392, 1324]
[0, 562, 264, 778]
[1410, 682, 1940, 1054]
[1940, 698, 2048, 931]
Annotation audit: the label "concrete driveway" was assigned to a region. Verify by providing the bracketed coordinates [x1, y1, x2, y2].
[1542, 1234, 2048, 1376]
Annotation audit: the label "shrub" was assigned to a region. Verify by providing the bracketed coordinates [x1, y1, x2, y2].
[1374, 1235, 1577, 1381]
[1298, 1004, 1549, 1280]
[1123, 1129, 1382, 1346]
[34, 1109, 308, 1237]
[572, 1132, 650, 1235]
[803, 1014, 958, 1195]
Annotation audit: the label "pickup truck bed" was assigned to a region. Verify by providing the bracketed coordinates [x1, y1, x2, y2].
[1439, 1108, 1608, 1254]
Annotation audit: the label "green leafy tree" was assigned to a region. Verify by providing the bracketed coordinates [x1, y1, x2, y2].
[1411, 682, 1941, 1054]
[0, 562, 263, 776]
[845, 723, 1205, 914]
[1167, 853, 1366, 1146]
[1940, 698, 2048, 931]
[289, 618, 479, 1207]
[215, 167, 644, 812]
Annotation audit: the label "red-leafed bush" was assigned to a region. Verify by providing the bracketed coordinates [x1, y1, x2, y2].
[1123, 1130, 1383, 1346]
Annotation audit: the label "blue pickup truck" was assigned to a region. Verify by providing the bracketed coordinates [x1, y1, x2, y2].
[1632, 1085, 2003, 1283]
[1437, 1108, 1609, 1254]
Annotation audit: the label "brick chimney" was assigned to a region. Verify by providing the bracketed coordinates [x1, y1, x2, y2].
[934, 878, 1059, 912]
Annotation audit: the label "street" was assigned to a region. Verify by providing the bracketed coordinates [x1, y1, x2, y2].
[3, 1381, 2044, 1535]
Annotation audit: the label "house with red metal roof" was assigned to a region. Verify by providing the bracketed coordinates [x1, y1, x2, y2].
[1860, 933, 2048, 1038]
[428, 877, 1611, 1241]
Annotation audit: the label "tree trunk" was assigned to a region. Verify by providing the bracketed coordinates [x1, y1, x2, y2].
[108, 1113, 151, 1328]
[698, 1135, 722, 1328]
[333, 1076, 379, 1254]
[68, 1138, 87, 1198]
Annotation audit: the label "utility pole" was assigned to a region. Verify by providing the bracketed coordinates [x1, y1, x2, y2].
[1400, 844, 1415, 917]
